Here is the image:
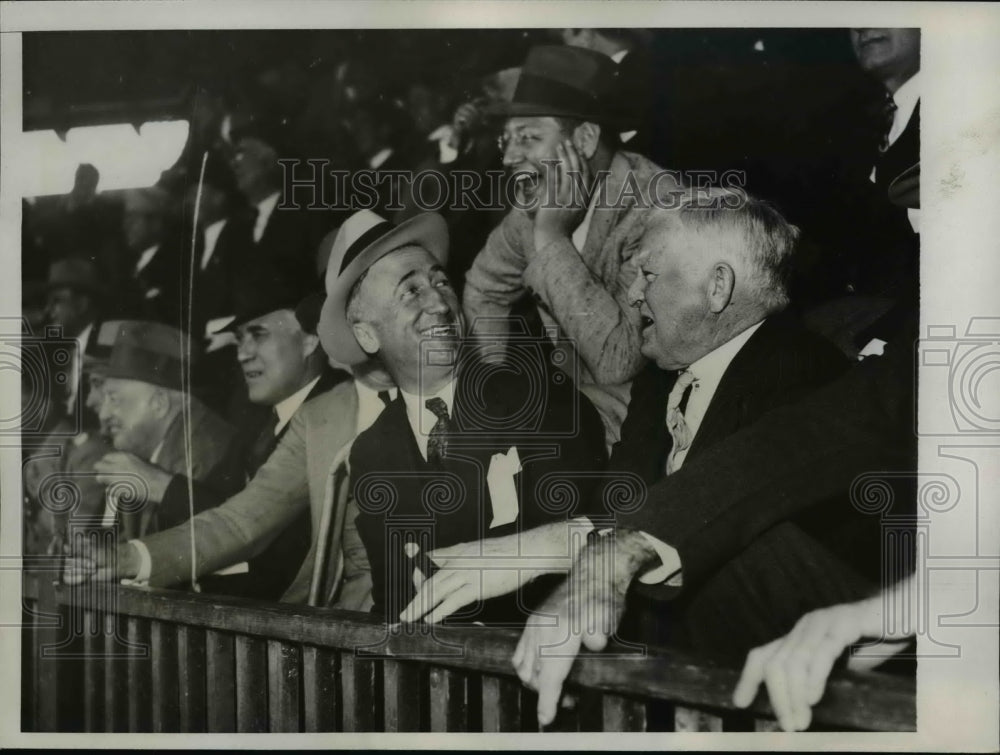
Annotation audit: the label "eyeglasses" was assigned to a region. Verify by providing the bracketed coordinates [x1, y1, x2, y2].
[496, 130, 542, 155]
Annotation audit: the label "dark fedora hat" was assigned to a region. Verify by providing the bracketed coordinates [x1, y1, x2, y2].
[45, 257, 106, 298]
[486, 45, 624, 125]
[216, 267, 324, 335]
[317, 210, 449, 368]
[82, 319, 127, 370]
[94, 320, 198, 392]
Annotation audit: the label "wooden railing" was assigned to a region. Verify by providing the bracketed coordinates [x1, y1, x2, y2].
[21, 573, 915, 733]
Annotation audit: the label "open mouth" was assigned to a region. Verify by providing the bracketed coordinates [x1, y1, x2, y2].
[244, 369, 264, 380]
[857, 32, 888, 48]
[512, 171, 540, 204]
[420, 323, 458, 339]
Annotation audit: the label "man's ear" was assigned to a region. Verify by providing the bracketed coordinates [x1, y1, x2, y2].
[301, 332, 320, 359]
[352, 322, 380, 356]
[707, 262, 736, 314]
[572, 122, 601, 160]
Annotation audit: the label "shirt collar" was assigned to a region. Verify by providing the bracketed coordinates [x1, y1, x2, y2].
[368, 147, 393, 170]
[256, 191, 280, 217]
[134, 244, 160, 274]
[274, 375, 321, 435]
[610, 48, 629, 64]
[687, 319, 765, 385]
[354, 380, 398, 436]
[76, 321, 94, 348]
[201, 218, 228, 269]
[888, 71, 921, 145]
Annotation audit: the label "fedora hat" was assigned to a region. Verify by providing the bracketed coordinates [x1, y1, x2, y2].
[486, 45, 624, 125]
[317, 210, 449, 367]
[82, 319, 127, 370]
[45, 257, 105, 298]
[94, 320, 198, 392]
[216, 265, 324, 335]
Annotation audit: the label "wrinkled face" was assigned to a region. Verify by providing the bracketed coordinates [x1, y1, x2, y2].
[230, 137, 279, 198]
[500, 116, 573, 215]
[850, 29, 920, 84]
[99, 378, 162, 457]
[351, 245, 463, 389]
[627, 220, 717, 371]
[45, 287, 92, 337]
[236, 309, 317, 406]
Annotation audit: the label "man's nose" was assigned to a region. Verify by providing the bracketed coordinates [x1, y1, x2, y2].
[421, 286, 450, 313]
[236, 337, 255, 362]
[626, 272, 645, 308]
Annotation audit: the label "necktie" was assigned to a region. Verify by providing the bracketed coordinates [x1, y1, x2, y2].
[247, 409, 280, 478]
[425, 397, 453, 465]
[377, 390, 392, 407]
[879, 91, 898, 153]
[665, 370, 698, 476]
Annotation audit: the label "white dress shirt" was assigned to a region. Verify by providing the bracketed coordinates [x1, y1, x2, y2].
[638, 319, 765, 584]
[134, 244, 160, 276]
[354, 381, 398, 437]
[253, 192, 280, 243]
[400, 380, 456, 461]
[274, 375, 321, 436]
[200, 218, 228, 271]
[869, 73, 921, 232]
[64, 321, 93, 414]
[368, 147, 394, 171]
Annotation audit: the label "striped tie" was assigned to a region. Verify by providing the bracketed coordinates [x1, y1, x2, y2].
[665, 369, 698, 476]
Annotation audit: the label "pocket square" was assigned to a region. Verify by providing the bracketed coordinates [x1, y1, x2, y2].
[487, 446, 522, 529]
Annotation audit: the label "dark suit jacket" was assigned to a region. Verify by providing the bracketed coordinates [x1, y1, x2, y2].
[352, 344, 608, 623]
[606, 312, 887, 659]
[611, 309, 918, 660]
[248, 203, 332, 300]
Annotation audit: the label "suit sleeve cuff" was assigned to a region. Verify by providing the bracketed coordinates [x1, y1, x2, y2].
[636, 531, 683, 586]
[124, 539, 152, 584]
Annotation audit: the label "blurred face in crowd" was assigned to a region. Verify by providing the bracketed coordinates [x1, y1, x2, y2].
[850, 29, 920, 92]
[183, 183, 230, 227]
[45, 287, 94, 338]
[123, 202, 164, 253]
[99, 378, 167, 458]
[500, 116, 580, 215]
[86, 374, 111, 435]
[236, 309, 320, 407]
[349, 245, 463, 392]
[628, 216, 728, 371]
[230, 137, 281, 202]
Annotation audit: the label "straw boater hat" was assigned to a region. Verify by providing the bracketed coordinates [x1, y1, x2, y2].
[316, 210, 449, 367]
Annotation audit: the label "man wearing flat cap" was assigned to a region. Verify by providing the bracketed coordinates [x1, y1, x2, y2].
[319, 209, 607, 623]
[463, 45, 682, 450]
[90, 320, 239, 539]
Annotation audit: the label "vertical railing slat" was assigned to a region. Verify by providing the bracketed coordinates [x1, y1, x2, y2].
[383, 660, 423, 732]
[602, 694, 648, 732]
[82, 610, 105, 731]
[674, 705, 723, 732]
[302, 646, 340, 732]
[151, 621, 179, 732]
[205, 630, 236, 732]
[126, 616, 152, 732]
[481, 674, 522, 732]
[267, 640, 301, 732]
[235, 635, 268, 732]
[341, 653, 380, 732]
[103, 613, 128, 732]
[177, 625, 208, 732]
[429, 667, 470, 732]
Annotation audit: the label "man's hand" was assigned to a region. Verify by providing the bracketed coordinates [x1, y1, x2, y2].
[93, 452, 172, 504]
[533, 139, 592, 250]
[400, 521, 591, 624]
[61, 536, 141, 584]
[732, 583, 913, 732]
[512, 530, 657, 726]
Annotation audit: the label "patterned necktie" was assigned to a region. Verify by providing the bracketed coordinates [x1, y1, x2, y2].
[879, 90, 898, 153]
[425, 397, 453, 465]
[665, 369, 698, 476]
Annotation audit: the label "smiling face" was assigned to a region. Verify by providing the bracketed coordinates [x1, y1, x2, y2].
[850, 28, 920, 92]
[236, 309, 320, 407]
[500, 116, 575, 214]
[99, 377, 164, 457]
[627, 218, 723, 371]
[349, 245, 464, 392]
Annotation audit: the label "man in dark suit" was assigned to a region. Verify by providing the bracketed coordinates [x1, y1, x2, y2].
[512, 190, 915, 726]
[317, 209, 607, 623]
